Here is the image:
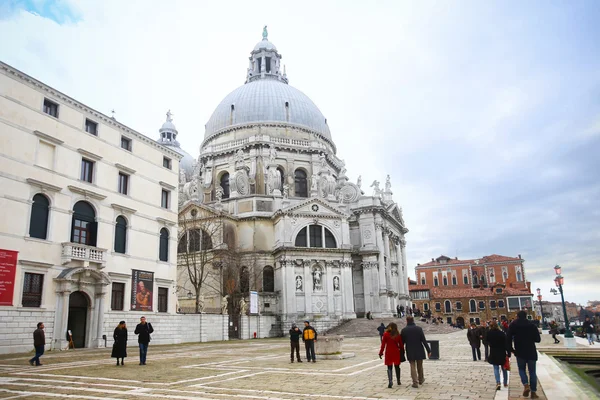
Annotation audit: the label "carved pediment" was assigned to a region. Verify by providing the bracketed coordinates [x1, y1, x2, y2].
[282, 198, 348, 218]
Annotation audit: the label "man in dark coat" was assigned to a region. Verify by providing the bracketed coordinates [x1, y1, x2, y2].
[134, 316, 154, 365]
[480, 322, 490, 361]
[302, 320, 317, 362]
[29, 322, 45, 366]
[401, 316, 431, 388]
[467, 323, 482, 361]
[507, 311, 541, 399]
[289, 323, 303, 363]
[377, 323, 386, 342]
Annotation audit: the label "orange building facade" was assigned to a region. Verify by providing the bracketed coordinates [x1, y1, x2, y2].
[409, 255, 534, 327]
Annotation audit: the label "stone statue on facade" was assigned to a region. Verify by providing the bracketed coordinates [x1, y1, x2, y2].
[221, 295, 229, 314]
[370, 180, 382, 197]
[295, 275, 303, 291]
[312, 268, 322, 291]
[319, 153, 327, 171]
[197, 294, 205, 313]
[166, 109, 173, 122]
[268, 145, 277, 165]
[357, 175, 362, 188]
[263, 25, 268, 39]
[310, 174, 318, 192]
[283, 183, 289, 199]
[385, 175, 391, 192]
[179, 168, 187, 184]
[333, 276, 340, 291]
[239, 298, 248, 314]
[215, 185, 224, 202]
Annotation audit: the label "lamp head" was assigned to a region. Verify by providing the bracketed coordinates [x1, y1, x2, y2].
[536, 288, 541, 296]
[554, 264, 561, 275]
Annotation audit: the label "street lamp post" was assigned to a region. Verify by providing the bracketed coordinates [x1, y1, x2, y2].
[536, 288, 545, 328]
[552, 265, 573, 338]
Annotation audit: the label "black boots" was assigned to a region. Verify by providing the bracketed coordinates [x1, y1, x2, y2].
[121, 358, 124, 366]
[116, 360, 120, 366]
[387, 367, 393, 388]
[395, 365, 401, 385]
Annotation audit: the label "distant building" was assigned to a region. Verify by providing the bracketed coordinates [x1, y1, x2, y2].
[409, 254, 534, 326]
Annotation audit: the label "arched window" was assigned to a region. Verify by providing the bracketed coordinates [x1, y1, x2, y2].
[294, 169, 308, 197]
[480, 275, 486, 286]
[452, 276, 457, 285]
[240, 267, 249, 293]
[473, 275, 478, 285]
[420, 278, 426, 285]
[262, 266, 274, 292]
[29, 194, 49, 239]
[294, 225, 337, 248]
[463, 275, 469, 284]
[277, 167, 285, 190]
[469, 299, 476, 313]
[433, 276, 439, 287]
[114, 216, 127, 253]
[445, 300, 452, 313]
[178, 229, 213, 253]
[516, 270, 522, 282]
[71, 201, 96, 246]
[159, 228, 169, 262]
[220, 172, 230, 199]
[443, 276, 448, 286]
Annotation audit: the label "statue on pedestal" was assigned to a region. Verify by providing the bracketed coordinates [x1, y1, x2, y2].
[221, 295, 229, 314]
[239, 298, 248, 314]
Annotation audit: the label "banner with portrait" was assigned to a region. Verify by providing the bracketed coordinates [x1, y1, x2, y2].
[131, 270, 154, 311]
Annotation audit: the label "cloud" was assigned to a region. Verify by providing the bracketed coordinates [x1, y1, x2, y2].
[0, 1, 599, 306]
[0, 0, 81, 24]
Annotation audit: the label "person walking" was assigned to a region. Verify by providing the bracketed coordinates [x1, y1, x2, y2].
[508, 310, 541, 399]
[302, 320, 317, 363]
[111, 321, 128, 366]
[377, 323, 386, 342]
[379, 322, 404, 388]
[467, 323, 482, 361]
[401, 316, 431, 389]
[583, 317, 595, 345]
[400, 305, 405, 317]
[549, 321, 560, 344]
[486, 321, 510, 390]
[289, 323, 303, 363]
[28, 322, 45, 366]
[480, 321, 490, 361]
[134, 316, 153, 365]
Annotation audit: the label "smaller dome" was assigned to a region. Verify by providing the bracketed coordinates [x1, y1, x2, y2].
[161, 120, 177, 132]
[254, 38, 277, 52]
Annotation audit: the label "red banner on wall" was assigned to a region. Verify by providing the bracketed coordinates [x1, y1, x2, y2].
[0, 249, 18, 306]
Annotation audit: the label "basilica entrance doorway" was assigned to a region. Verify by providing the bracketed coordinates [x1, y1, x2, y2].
[67, 291, 89, 348]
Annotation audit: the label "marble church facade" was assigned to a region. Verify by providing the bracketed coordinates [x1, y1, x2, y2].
[176, 28, 410, 327]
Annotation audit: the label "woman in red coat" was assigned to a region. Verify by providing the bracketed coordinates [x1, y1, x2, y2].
[378, 322, 404, 388]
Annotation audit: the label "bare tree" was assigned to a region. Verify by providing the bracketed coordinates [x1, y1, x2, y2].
[177, 212, 223, 313]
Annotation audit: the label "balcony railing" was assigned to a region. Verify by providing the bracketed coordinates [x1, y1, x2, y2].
[61, 242, 107, 267]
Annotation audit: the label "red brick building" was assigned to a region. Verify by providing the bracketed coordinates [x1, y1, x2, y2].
[409, 254, 534, 326]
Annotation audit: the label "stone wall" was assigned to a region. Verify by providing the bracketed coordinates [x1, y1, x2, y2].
[0, 309, 55, 354]
[0, 310, 285, 355]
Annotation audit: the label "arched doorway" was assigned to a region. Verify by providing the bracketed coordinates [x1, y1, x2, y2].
[456, 316, 465, 328]
[67, 291, 89, 348]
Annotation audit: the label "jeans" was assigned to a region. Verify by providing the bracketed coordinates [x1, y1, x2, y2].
[30, 345, 44, 365]
[471, 346, 481, 360]
[493, 364, 508, 384]
[587, 333, 595, 345]
[516, 357, 537, 392]
[139, 343, 148, 364]
[304, 340, 315, 361]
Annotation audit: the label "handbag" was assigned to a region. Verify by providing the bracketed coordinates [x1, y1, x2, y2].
[503, 356, 510, 371]
[400, 349, 406, 363]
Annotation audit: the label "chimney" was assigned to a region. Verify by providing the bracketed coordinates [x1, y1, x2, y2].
[432, 258, 434, 262]
[455, 257, 458, 260]
[518, 254, 521, 259]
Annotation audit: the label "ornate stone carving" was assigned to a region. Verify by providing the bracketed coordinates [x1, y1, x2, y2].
[337, 182, 361, 203]
[221, 295, 228, 314]
[295, 275, 303, 292]
[239, 298, 248, 314]
[385, 175, 392, 192]
[215, 185, 224, 202]
[357, 175, 362, 189]
[370, 180, 382, 198]
[266, 165, 282, 195]
[231, 169, 250, 196]
[312, 265, 323, 291]
[363, 229, 372, 239]
[283, 183, 289, 199]
[333, 276, 340, 291]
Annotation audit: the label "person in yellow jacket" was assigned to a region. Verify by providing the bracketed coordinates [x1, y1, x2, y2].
[302, 320, 318, 362]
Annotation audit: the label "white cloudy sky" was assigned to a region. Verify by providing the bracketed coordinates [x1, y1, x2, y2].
[1, 1, 599, 305]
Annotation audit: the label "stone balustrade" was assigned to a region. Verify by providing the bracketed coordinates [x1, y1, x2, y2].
[61, 242, 107, 267]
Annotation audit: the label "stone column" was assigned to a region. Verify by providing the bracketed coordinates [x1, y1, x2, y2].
[303, 259, 311, 317]
[92, 287, 106, 348]
[361, 260, 373, 315]
[383, 233, 392, 291]
[400, 239, 409, 306]
[52, 289, 71, 350]
[325, 261, 334, 317]
[375, 225, 391, 316]
[341, 261, 356, 318]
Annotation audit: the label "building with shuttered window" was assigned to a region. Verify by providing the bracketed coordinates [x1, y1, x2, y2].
[0, 61, 180, 353]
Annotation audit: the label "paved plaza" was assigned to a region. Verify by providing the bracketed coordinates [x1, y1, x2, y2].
[0, 330, 597, 400]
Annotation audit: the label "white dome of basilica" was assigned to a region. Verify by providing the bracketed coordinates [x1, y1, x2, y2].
[253, 38, 277, 52]
[204, 79, 331, 141]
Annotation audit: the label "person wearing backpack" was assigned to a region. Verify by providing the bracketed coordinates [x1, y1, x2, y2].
[302, 320, 318, 363]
